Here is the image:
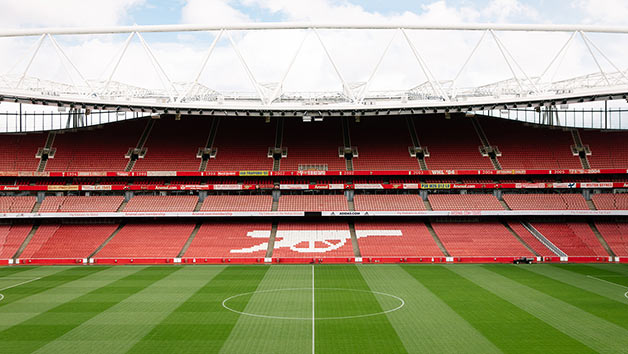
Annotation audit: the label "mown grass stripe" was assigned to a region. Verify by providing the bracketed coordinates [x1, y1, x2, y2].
[31, 266, 226, 354]
[128, 265, 269, 354]
[361, 265, 501, 354]
[0, 266, 176, 353]
[314, 265, 407, 354]
[452, 265, 628, 353]
[525, 264, 628, 303]
[489, 265, 628, 330]
[404, 265, 593, 354]
[220, 265, 312, 354]
[589, 263, 628, 277]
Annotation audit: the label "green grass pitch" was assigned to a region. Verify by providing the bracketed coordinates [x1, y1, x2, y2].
[0, 264, 627, 353]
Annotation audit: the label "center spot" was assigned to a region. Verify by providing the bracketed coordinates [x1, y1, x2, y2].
[222, 288, 404, 320]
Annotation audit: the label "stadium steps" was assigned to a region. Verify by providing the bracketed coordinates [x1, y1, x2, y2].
[348, 200, 355, 211]
[271, 200, 279, 211]
[88, 222, 126, 259]
[423, 199, 433, 211]
[588, 221, 615, 257]
[37, 131, 56, 172]
[586, 199, 597, 210]
[125, 119, 155, 171]
[471, 117, 501, 170]
[341, 117, 353, 171]
[502, 220, 539, 257]
[272, 117, 284, 172]
[571, 130, 591, 169]
[348, 221, 362, 257]
[521, 221, 567, 257]
[31, 200, 42, 213]
[425, 220, 450, 257]
[265, 221, 278, 258]
[500, 200, 511, 210]
[177, 222, 203, 257]
[199, 117, 220, 171]
[405, 116, 429, 170]
[12, 224, 39, 259]
[194, 199, 203, 212]
[116, 200, 128, 212]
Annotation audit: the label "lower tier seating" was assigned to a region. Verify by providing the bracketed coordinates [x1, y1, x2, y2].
[428, 194, 504, 210]
[531, 222, 608, 257]
[200, 195, 273, 212]
[272, 222, 355, 258]
[593, 222, 628, 257]
[503, 193, 589, 210]
[20, 224, 118, 259]
[0, 196, 36, 213]
[124, 195, 198, 212]
[592, 194, 628, 210]
[355, 221, 443, 257]
[94, 223, 195, 258]
[507, 222, 556, 257]
[278, 194, 348, 211]
[354, 194, 426, 211]
[184, 222, 272, 258]
[432, 222, 534, 257]
[39, 196, 124, 212]
[0, 224, 32, 258]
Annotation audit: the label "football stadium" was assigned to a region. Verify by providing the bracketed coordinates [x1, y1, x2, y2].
[1, 2, 628, 352]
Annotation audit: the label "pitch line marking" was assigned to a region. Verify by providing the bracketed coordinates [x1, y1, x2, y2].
[221, 287, 405, 320]
[586, 275, 628, 300]
[312, 265, 315, 354]
[0, 277, 42, 302]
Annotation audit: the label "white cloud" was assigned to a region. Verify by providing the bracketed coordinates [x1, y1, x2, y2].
[575, 0, 628, 25]
[181, 0, 251, 24]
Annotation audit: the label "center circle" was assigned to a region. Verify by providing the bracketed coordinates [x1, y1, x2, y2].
[222, 288, 405, 320]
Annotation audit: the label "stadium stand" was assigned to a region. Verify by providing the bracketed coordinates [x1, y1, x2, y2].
[46, 120, 146, 171]
[200, 195, 272, 212]
[133, 117, 212, 171]
[350, 118, 420, 170]
[0, 224, 33, 258]
[184, 222, 272, 258]
[531, 222, 608, 257]
[581, 130, 628, 168]
[0, 196, 36, 213]
[481, 118, 582, 169]
[123, 195, 198, 212]
[355, 221, 443, 257]
[206, 117, 274, 171]
[507, 222, 556, 257]
[38, 196, 124, 212]
[94, 223, 195, 257]
[353, 194, 426, 211]
[272, 221, 355, 258]
[0, 133, 46, 171]
[278, 194, 348, 211]
[594, 222, 628, 256]
[431, 222, 534, 257]
[428, 194, 504, 210]
[503, 193, 589, 210]
[416, 116, 494, 170]
[591, 194, 628, 210]
[281, 119, 345, 171]
[20, 224, 118, 259]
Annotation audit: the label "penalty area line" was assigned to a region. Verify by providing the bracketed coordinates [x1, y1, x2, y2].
[0, 277, 42, 302]
[586, 275, 628, 300]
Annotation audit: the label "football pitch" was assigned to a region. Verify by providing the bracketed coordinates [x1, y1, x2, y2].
[0, 264, 627, 353]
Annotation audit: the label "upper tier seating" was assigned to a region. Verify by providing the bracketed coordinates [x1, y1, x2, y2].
[481, 117, 582, 169]
[355, 221, 443, 257]
[350, 118, 420, 170]
[133, 117, 212, 171]
[503, 193, 589, 210]
[581, 130, 628, 168]
[416, 115, 494, 170]
[184, 222, 272, 258]
[507, 222, 556, 257]
[94, 223, 195, 257]
[591, 194, 628, 210]
[0, 224, 33, 258]
[0, 133, 46, 171]
[531, 222, 607, 257]
[46, 120, 145, 171]
[280, 119, 345, 171]
[428, 194, 504, 210]
[432, 222, 534, 257]
[594, 222, 628, 256]
[277, 194, 348, 211]
[353, 194, 426, 211]
[200, 195, 273, 212]
[272, 221, 355, 258]
[38, 196, 124, 212]
[206, 117, 274, 171]
[124, 195, 198, 212]
[20, 224, 117, 258]
[0, 196, 36, 213]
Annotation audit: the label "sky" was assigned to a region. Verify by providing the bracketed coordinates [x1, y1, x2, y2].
[0, 0, 627, 117]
